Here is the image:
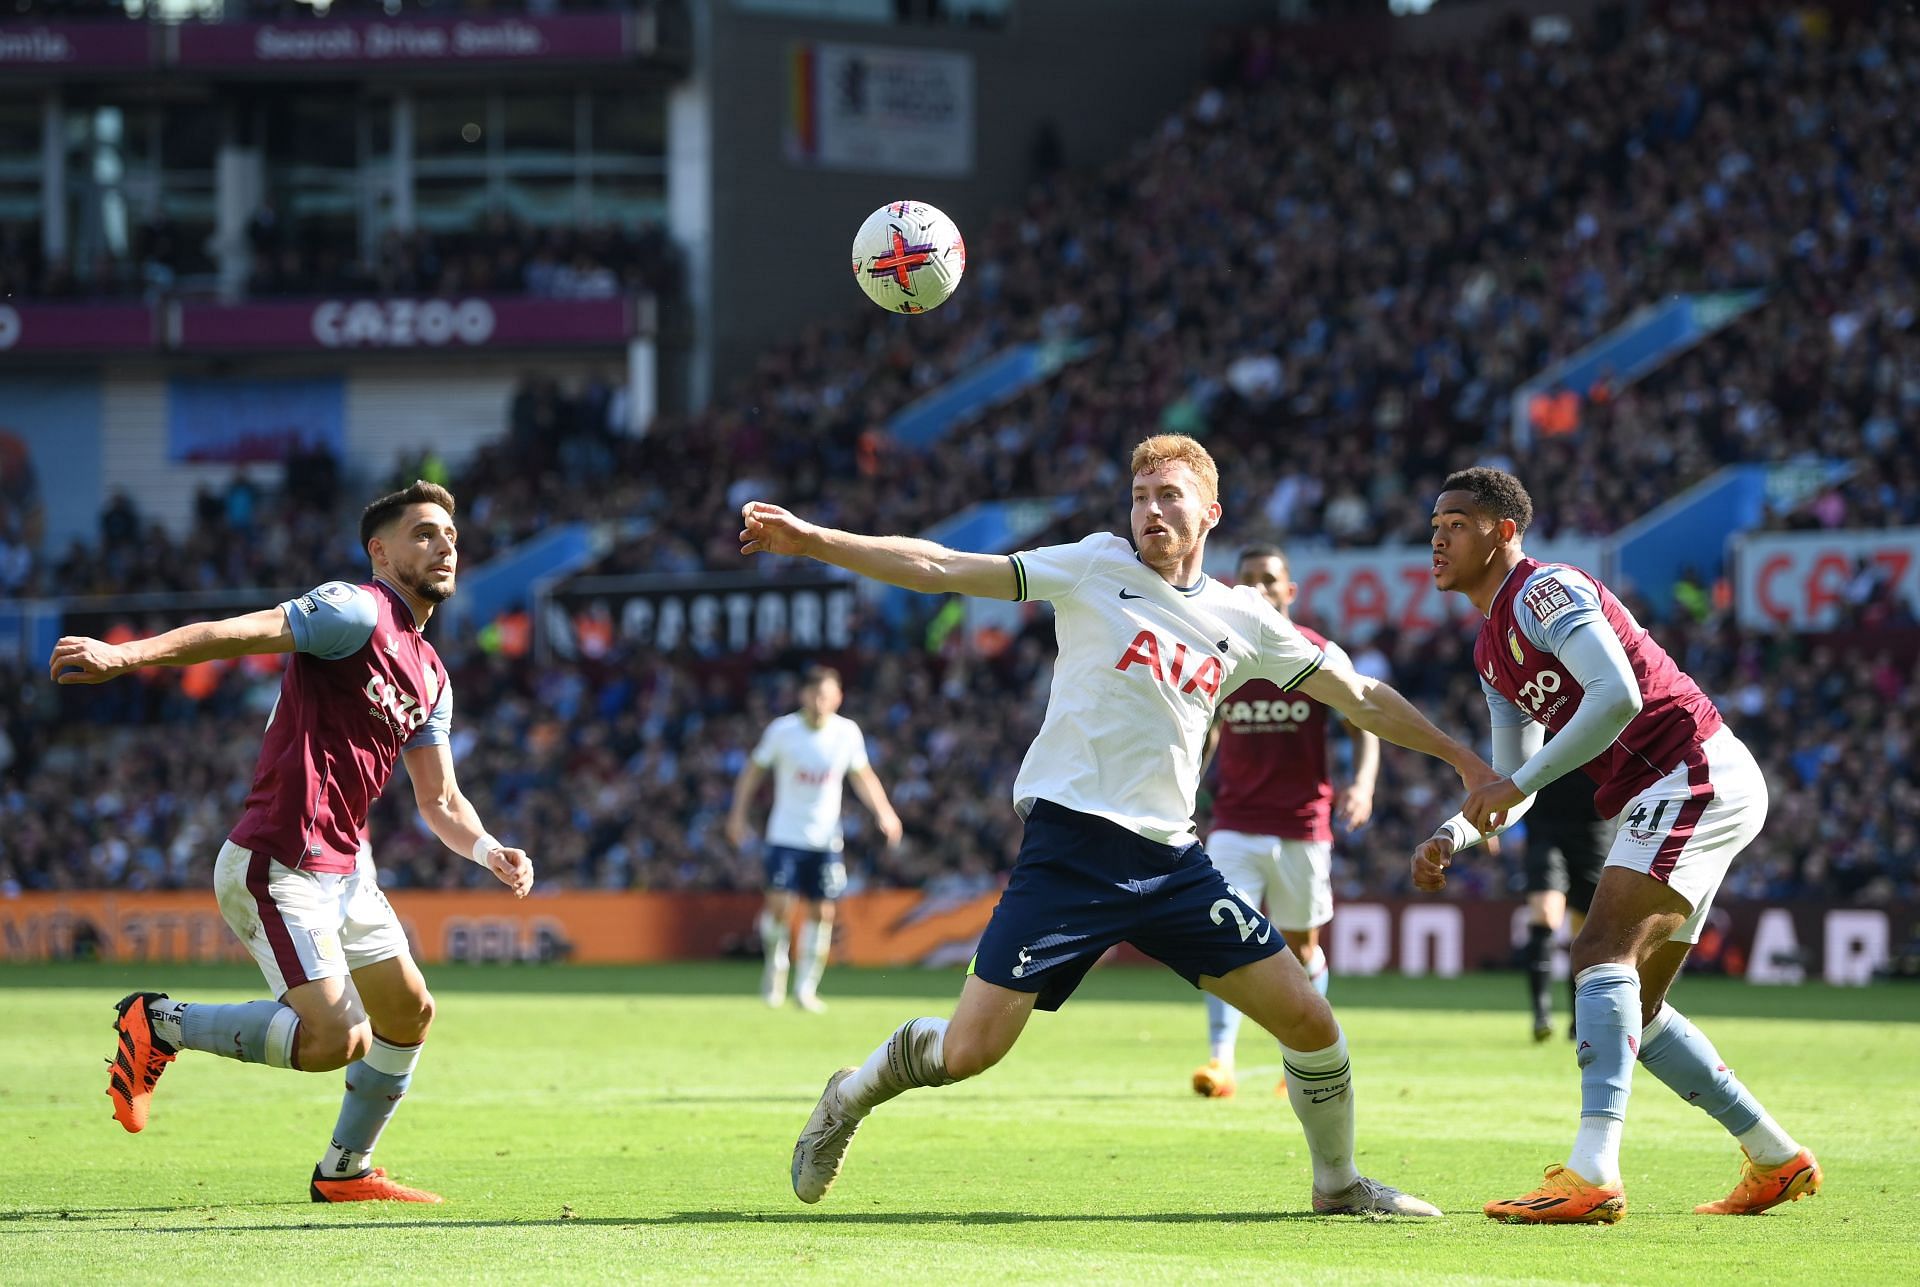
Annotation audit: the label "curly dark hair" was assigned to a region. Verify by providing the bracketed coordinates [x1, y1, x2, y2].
[1440, 467, 1533, 535]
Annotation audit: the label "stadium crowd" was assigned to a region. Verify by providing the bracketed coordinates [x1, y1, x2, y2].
[5, 580, 1916, 906]
[3, 1, 1916, 904]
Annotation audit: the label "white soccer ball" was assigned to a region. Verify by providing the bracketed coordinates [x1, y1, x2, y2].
[851, 200, 966, 315]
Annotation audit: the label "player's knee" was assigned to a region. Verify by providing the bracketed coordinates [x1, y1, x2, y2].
[940, 1029, 1006, 1081]
[379, 990, 436, 1045]
[1283, 994, 1339, 1051]
[299, 1016, 373, 1072]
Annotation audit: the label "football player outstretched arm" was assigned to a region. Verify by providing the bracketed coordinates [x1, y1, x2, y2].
[1297, 654, 1496, 793]
[404, 741, 534, 898]
[740, 502, 1018, 600]
[49, 608, 295, 683]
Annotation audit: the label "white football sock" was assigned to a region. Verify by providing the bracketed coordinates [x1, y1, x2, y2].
[840, 1018, 953, 1116]
[1280, 1029, 1359, 1195]
[1735, 1112, 1802, 1168]
[758, 910, 790, 999]
[796, 920, 833, 999]
[1567, 1116, 1624, 1187]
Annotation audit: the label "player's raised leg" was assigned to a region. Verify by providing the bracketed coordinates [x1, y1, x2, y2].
[1203, 950, 1441, 1218]
[109, 842, 361, 1133]
[792, 974, 1032, 1203]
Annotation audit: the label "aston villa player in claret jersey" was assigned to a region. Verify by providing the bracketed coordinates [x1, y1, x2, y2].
[1415, 467, 1820, 1224]
[49, 481, 534, 1204]
[1191, 544, 1379, 1099]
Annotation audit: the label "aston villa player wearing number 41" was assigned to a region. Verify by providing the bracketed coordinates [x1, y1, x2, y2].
[744, 434, 1498, 1218]
[1416, 467, 1820, 1224]
[49, 481, 534, 1205]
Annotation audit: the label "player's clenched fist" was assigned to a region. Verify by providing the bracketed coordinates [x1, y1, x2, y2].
[486, 846, 536, 898]
[739, 502, 818, 558]
[1410, 835, 1455, 892]
[49, 636, 131, 685]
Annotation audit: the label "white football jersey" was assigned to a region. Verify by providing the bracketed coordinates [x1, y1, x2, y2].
[750, 712, 871, 852]
[1009, 533, 1326, 845]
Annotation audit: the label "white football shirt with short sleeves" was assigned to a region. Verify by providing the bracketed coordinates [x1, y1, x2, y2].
[1008, 533, 1325, 846]
[750, 712, 871, 852]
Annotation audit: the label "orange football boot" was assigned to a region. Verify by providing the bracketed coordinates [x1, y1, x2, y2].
[1484, 1164, 1626, 1224]
[1191, 1059, 1236, 1098]
[1694, 1148, 1821, 1215]
[310, 1167, 445, 1204]
[107, 992, 177, 1134]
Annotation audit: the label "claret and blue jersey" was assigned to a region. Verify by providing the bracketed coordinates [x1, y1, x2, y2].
[228, 578, 452, 874]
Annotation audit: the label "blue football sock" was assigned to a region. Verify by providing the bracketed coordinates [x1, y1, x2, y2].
[1566, 963, 1639, 1184]
[1301, 944, 1330, 998]
[1206, 993, 1241, 1062]
[320, 1036, 422, 1178]
[178, 1000, 301, 1069]
[1638, 1003, 1800, 1165]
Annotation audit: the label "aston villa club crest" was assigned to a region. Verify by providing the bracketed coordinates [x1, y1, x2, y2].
[1507, 627, 1525, 665]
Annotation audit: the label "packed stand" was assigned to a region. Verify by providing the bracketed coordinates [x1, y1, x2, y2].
[7, 584, 1918, 906]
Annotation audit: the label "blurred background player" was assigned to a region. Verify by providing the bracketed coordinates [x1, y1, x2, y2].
[728, 665, 902, 1013]
[48, 482, 534, 1204]
[1192, 544, 1378, 1098]
[1415, 467, 1820, 1224]
[1521, 772, 1609, 1042]
[751, 434, 1496, 1218]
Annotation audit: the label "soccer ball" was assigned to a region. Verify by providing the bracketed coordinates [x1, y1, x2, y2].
[851, 201, 966, 314]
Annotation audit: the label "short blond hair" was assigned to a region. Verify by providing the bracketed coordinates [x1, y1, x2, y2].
[1129, 434, 1219, 505]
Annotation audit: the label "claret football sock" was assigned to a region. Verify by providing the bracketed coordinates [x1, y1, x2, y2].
[178, 999, 302, 1069]
[1281, 1028, 1359, 1195]
[1638, 1002, 1801, 1166]
[839, 1018, 953, 1116]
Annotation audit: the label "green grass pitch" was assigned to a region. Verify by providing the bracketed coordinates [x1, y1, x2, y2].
[4, 962, 1917, 1284]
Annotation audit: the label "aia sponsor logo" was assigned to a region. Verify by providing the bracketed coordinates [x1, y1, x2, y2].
[1112, 629, 1224, 700]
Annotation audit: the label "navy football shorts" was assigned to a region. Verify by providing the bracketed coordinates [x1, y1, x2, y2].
[764, 845, 847, 902]
[971, 800, 1286, 1011]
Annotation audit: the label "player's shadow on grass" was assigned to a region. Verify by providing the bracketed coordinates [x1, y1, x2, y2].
[25, 1211, 1332, 1234]
[634, 1210, 1328, 1225]
[0, 1202, 309, 1223]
